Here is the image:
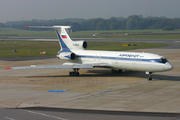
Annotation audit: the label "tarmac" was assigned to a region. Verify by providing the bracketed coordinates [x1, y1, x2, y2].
[0, 48, 180, 113]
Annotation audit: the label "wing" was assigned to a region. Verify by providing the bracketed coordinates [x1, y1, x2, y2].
[5, 63, 112, 70]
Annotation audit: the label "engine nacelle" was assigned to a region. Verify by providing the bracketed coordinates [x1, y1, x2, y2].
[58, 52, 76, 60]
[71, 41, 87, 50]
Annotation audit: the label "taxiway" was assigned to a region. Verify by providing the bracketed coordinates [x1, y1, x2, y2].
[0, 38, 180, 119]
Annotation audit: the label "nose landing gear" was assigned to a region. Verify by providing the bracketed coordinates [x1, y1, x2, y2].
[146, 72, 152, 80]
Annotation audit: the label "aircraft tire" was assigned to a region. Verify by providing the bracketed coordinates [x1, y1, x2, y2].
[69, 71, 79, 76]
[112, 69, 122, 73]
[69, 72, 72, 76]
[147, 76, 152, 81]
[118, 70, 122, 73]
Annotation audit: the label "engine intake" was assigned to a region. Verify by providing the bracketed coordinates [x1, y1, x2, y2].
[70, 53, 76, 60]
[82, 41, 87, 49]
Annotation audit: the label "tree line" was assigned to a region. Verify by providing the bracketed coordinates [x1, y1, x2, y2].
[1, 15, 180, 31]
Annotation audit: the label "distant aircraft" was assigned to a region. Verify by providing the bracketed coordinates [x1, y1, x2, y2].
[7, 26, 173, 80]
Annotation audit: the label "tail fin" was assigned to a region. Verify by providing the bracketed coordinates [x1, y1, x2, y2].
[26, 26, 72, 53]
[54, 26, 72, 53]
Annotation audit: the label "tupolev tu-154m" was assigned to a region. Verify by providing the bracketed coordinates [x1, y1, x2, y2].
[6, 26, 173, 80]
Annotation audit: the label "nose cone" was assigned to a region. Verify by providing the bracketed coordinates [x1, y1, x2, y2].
[164, 62, 173, 71]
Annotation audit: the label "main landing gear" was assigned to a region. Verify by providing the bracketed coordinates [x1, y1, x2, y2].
[69, 68, 80, 76]
[146, 72, 152, 81]
[111, 69, 123, 73]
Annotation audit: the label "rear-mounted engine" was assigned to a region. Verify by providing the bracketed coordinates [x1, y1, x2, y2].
[71, 41, 87, 49]
[58, 52, 76, 60]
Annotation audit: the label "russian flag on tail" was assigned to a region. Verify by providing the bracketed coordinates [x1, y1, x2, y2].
[61, 35, 67, 39]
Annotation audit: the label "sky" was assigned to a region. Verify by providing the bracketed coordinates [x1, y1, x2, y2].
[1, 0, 180, 23]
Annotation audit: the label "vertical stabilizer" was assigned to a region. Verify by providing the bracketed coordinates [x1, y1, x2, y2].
[54, 26, 72, 53]
[25, 26, 73, 54]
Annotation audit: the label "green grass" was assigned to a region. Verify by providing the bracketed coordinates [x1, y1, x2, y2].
[0, 28, 172, 58]
[71, 29, 180, 34]
[0, 28, 55, 38]
[0, 40, 59, 58]
[0, 40, 168, 58]
[1, 28, 180, 39]
[87, 42, 168, 51]
[81, 34, 180, 39]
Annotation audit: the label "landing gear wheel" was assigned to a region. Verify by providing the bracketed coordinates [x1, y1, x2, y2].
[69, 71, 73, 76]
[72, 72, 75, 76]
[118, 70, 122, 73]
[146, 72, 153, 81]
[147, 73, 152, 81]
[147, 76, 152, 81]
[69, 69, 80, 76]
[111, 69, 123, 73]
[74, 72, 79, 76]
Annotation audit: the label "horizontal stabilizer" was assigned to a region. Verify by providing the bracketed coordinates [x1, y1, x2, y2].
[24, 26, 71, 30]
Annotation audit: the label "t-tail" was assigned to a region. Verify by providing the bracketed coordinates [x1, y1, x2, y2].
[25, 26, 87, 60]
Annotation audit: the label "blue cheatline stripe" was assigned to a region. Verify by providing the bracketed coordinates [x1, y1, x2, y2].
[65, 55, 70, 59]
[56, 30, 71, 54]
[76, 55, 164, 64]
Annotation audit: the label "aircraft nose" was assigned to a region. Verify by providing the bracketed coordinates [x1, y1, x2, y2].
[165, 62, 173, 70]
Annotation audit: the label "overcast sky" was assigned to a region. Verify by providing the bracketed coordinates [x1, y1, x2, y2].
[1, 0, 180, 23]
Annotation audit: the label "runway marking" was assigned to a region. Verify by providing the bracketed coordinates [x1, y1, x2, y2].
[22, 109, 68, 120]
[5, 117, 15, 120]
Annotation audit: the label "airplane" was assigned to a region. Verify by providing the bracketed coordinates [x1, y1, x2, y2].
[6, 26, 173, 80]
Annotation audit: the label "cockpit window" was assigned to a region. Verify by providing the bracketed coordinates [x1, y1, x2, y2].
[157, 57, 168, 64]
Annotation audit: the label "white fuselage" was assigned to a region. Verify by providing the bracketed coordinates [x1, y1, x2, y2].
[24, 26, 173, 75]
[70, 49, 173, 72]
[9, 26, 173, 80]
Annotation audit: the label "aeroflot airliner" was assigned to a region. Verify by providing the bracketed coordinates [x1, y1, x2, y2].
[7, 26, 173, 80]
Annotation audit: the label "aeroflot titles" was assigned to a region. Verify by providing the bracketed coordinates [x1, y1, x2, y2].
[73, 43, 79, 46]
[119, 54, 144, 58]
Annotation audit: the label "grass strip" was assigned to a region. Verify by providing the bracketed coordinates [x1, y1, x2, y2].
[0, 40, 168, 58]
